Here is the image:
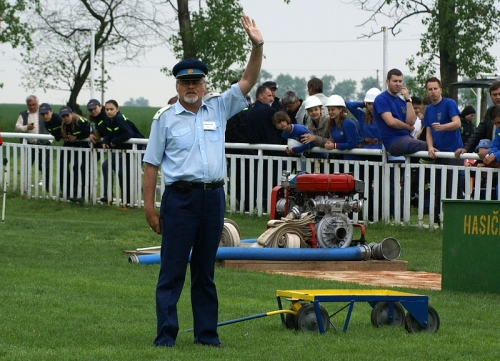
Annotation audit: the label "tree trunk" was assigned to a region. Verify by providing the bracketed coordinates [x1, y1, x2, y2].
[177, 0, 196, 59]
[67, 61, 91, 115]
[438, 0, 458, 101]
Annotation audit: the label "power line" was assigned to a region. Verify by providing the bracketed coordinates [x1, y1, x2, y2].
[266, 38, 420, 44]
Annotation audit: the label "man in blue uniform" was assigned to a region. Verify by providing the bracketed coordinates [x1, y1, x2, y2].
[373, 68, 427, 156]
[142, 15, 264, 348]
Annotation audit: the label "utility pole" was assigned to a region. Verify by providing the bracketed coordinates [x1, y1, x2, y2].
[382, 26, 388, 90]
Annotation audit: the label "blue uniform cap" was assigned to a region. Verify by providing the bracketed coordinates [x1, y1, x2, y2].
[172, 59, 208, 79]
[39, 103, 52, 115]
[475, 139, 491, 152]
[262, 81, 277, 90]
[60, 106, 73, 116]
[87, 99, 101, 110]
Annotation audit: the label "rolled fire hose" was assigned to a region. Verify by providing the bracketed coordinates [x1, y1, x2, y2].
[257, 213, 315, 248]
[219, 221, 241, 247]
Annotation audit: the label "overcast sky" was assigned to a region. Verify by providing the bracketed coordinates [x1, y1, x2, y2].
[1, 0, 500, 108]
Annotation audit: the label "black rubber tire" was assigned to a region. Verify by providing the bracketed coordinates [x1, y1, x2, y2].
[404, 305, 440, 333]
[296, 303, 330, 332]
[370, 302, 405, 327]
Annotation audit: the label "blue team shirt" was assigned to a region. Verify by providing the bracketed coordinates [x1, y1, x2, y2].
[423, 97, 462, 151]
[373, 91, 409, 149]
[281, 124, 314, 153]
[143, 83, 247, 185]
[346, 101, 382, 150]
[487, 127, 500, 161]
[330, 118, 361, 160]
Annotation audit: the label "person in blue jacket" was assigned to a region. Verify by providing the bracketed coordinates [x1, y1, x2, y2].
[39, 103, 63, 141]
[274, 111, 315, 154]
[87, 99, 112, 203]
[39, 103, 64, 196]
[481, 106, 500, 169]
[60, 105, 90, 201]
[345, 88, 384, 220]
[101, 99, 144, 206]
[324, 94, 361, 160]
[346, 88, 382, 154]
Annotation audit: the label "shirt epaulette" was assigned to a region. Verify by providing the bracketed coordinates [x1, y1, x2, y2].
[153, 105, 172, 121]
[203, 92, 221, 102]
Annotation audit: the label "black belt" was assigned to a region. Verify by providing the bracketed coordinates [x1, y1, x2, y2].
[170, 180, 224, 193]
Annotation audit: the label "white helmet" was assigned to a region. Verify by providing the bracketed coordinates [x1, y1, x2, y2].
[364, 88, 381, 103]
[303, 96, 323, 110]
[326, 94, 346, 108]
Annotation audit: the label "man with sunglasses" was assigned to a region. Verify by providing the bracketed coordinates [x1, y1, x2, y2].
[142, 15, 264, 349]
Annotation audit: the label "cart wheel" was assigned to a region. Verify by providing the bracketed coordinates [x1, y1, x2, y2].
[370, 302, 405, 327]
[404, 306, 440, 333]
[296, 303, 330, 332]
[285, 301, 307, 330]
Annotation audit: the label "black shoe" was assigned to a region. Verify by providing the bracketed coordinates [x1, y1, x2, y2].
[100, 197, 108, 203]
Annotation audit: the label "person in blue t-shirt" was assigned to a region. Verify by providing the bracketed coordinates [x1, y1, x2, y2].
[324, 94, 361, 161]
[273, 111, 321, 156]
[483, 105, 500, 169]
[373, 68, 427, 157]
[423, 76, 463, 221]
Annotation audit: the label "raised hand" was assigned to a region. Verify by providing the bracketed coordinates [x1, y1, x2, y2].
[240, 15, 263, 45]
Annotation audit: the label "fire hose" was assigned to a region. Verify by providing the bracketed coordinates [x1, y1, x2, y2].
[257, 213, 315, 248]
[219, 218, 241, 247]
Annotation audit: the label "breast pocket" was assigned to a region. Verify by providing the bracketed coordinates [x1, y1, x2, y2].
[172, 126, 194, 149]
[206, 120, 222, 142]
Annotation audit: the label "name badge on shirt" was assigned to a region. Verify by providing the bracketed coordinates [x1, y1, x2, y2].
[203, 121, 216, 130]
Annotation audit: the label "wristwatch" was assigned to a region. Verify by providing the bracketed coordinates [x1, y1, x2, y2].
[405, 98, 411, 103]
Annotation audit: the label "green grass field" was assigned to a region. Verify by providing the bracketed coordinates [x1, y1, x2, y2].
[1, 195, 499, 360]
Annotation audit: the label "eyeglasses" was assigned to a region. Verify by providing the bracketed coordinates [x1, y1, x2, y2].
[176, 79, 205, 87]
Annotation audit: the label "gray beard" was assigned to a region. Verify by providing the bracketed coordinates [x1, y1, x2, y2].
[183, 95, 199, 104]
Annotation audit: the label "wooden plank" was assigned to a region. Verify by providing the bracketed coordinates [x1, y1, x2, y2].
[216, 260, 408, 272]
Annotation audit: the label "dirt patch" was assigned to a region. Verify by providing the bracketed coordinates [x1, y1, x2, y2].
[266, 270, 441, 290]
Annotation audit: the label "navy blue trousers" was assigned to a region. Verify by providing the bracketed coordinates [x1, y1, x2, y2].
[154, 185, 224, 347]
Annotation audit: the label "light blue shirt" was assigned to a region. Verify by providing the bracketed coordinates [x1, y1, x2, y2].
[143, 83, 247, 185]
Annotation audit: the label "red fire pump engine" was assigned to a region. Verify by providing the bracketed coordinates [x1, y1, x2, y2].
[269, 172, 366, 249]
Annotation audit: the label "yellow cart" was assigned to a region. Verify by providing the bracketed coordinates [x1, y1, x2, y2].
[276, 289, 440, 334]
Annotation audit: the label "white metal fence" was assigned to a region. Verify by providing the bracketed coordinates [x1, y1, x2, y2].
[1, 132, 499, 227]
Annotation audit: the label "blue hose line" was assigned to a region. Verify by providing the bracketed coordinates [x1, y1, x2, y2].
[132, 246, 364, 264]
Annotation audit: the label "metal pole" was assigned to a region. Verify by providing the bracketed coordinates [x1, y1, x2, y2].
[101, 46, 105, 104]
[382, 26, 388, 90]
[2, 157, 8, 222]
[90, 31, 95, 100]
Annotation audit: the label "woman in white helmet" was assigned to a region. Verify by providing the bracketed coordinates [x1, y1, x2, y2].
[324, 94, 361, 160]
[345, 87, 382, 153]
[346, 88, 384, 220]
[301, 96, 331, 153]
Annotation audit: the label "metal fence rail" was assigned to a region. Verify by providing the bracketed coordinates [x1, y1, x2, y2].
[1, 133, 499, 227]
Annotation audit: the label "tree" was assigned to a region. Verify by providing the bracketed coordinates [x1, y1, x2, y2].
[166, 0, 250, 92]
[0, 0, 39, 50]
[123, 97, 149, 107]
[333, 79, 357, 100]
[275, 74, 307, 99]
[321, 75, 336, 96]
[404, 75, 425, 99]
[354, 0, 500, 101]
[357, 76, 380, 99]
[19, 0, 172, 113]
